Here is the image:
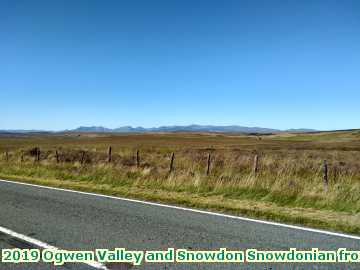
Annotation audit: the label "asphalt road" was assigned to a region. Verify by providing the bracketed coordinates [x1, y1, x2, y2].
[0, 179, 359, 270]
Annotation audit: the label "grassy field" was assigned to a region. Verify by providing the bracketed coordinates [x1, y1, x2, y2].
[0, 130, 360, 234]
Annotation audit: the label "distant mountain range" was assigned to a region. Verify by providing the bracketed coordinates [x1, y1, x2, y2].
[68, 125, 317, 134]
[0, 125, 319, 134]
[0, 125, 317, 134]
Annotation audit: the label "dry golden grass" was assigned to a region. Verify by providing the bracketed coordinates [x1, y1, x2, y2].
[0, 131, 359, 233]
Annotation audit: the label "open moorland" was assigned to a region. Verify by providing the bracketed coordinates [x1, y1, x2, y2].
[0, 130, 360, 234]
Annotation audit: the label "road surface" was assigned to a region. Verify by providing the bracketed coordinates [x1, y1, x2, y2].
[0, 179, 359, 269]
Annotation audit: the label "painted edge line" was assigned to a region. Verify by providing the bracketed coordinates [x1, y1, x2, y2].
[0, 225, 108, 269]
[1, 178, 359, 241]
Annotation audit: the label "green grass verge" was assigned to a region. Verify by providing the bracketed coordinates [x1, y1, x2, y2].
[0, 173, 359, 236]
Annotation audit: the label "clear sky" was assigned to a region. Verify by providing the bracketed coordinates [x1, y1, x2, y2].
[1, 0, 359, 131]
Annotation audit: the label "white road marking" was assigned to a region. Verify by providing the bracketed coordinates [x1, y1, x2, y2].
[0, 178, 360, 241]
[0, 225, 108, 269]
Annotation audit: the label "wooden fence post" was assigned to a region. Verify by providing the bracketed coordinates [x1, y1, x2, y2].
[253, 154, 259, 175]
[5, 151, 9, 161]
[108, 146, 112, 163]
[206, 153, 211, 176]
[55, 150, 60, 163]
[323, 160, 328, 188]
[169, 152, 175, 173]
[136, 150, 140, 168]
[21, 152, 24, 162]
[80, 151, 85, 165]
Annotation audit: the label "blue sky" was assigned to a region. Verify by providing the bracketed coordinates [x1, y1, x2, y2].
[1, 0, 359, 131]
